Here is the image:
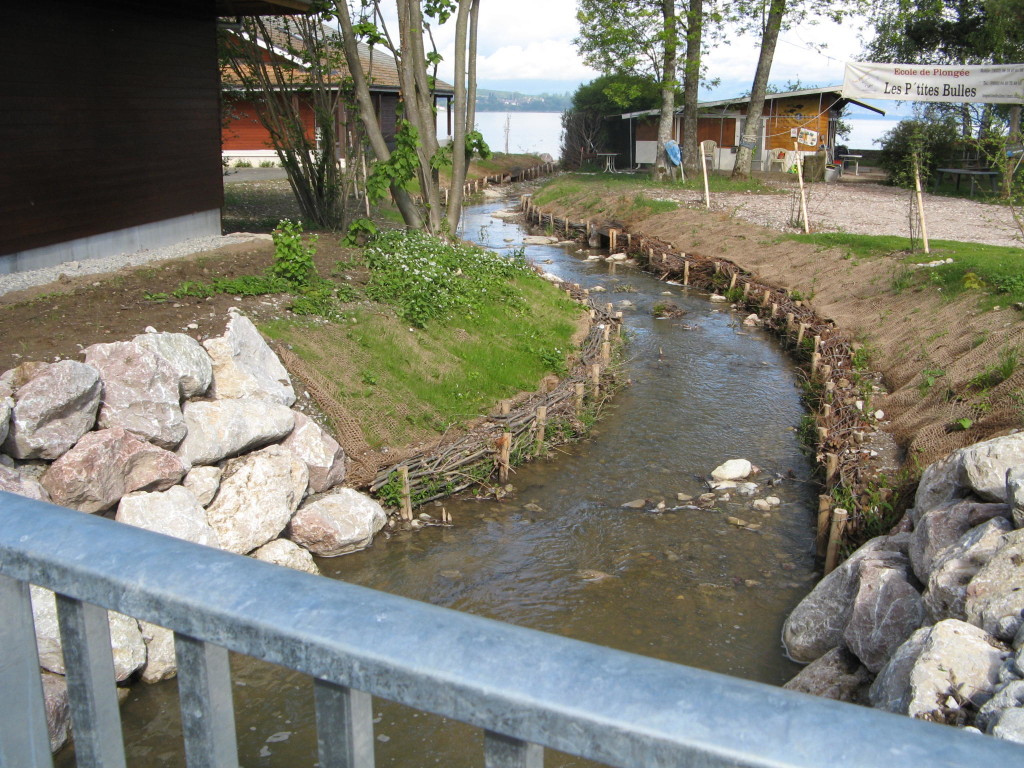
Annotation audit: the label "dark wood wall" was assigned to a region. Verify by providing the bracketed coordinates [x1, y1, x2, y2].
[2, 0, 223, 257]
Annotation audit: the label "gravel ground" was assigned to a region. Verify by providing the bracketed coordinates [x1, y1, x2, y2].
[0, 233, 268, 298]
[662, 180, 1024, 249]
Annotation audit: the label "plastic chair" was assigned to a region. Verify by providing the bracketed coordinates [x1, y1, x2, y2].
[701, 140, 718, 171]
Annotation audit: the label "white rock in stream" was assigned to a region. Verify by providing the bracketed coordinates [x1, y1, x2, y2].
[711, 459, 752, 481]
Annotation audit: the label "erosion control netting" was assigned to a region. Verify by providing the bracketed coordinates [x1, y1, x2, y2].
[278, 278, 622, 499]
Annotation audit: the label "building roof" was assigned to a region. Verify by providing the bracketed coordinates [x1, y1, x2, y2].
[216, 0, 315, 15]
[221, 18, 454, 95]
[619, 86, 885, 119]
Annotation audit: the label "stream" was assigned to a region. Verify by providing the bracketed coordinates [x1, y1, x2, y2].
[87, 193, 820, 767]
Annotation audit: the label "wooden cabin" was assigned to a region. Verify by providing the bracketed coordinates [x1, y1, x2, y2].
[221, 29, 455, 167]
[2, 0, 311, 276]
[620, 87, 884, 172]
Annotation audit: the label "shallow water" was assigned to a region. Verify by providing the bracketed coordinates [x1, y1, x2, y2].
[79, 195, 820, 767]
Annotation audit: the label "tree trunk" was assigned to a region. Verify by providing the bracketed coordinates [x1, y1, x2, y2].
[334, 1, 423, 229]
[654, 0, 678, 179]
[681, 0, 703, 175]
[446, 0, 479, 234]
[732, 0, 786, 179]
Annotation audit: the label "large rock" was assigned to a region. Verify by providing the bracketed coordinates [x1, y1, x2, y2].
[0, 394, 11, 445]
[908, 499, 1010, 583]
[288, 488, 387, 556]
[843, 562, 925, 673]
[280, 411, 346, 494]
[711, 459, 752, 482]
[0, 462, 50, 502]
[175, 398, 295, 467]
[203, 313, 295, 406]
[84, 341, 186, 449]
[1007, 467, 1024, 530]
[870, 619, 1008, 720]
[924, 517, 1014, 623]
[116, 485, 220, 548]
[31, 586, 147, 682]
[965, 529, 1024, 641]
[251, 538, 320, 574]
[139, 621, 177, 683]
[133, 330, 213, 399]
[782, 646, 871, 704]
[41, 671, 70, 753]
[2, 360, 102, 460]
[913, 450, 966, 521]
[41, 427, 186, 513]
[959, 433, 1024, 503]
[782, 537, 909, 663]
[182, 464, 222, 506]
[205, 445, 308, 554]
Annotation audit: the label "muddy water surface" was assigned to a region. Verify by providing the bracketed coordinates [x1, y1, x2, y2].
[92, 195, 820, 768]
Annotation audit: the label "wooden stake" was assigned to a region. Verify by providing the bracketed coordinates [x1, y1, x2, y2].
[601, 341, 611, 365]
[761, 289, 770, 307]
[785, 312, 794, 331]
[825, 453, 838, 484]
[728, 273, 737, 291]
[817, 426, 829, 442]
[591, 363, 601, 393]
[813, 335, 821, 353]
[912, 155, 931, 254]
[606, 302, 614, 315]
[811, 352, 820, 375]
[822, 403, 832, 418]
[398, 466, 413, 521]
[574, 381, 585, 412]
[771, 302, 778, 317]
[500, 399, 511, 416]
[743, 282, 750, 298]
[825, 508, 849, 574]
[683, 261, 690, 286]
[816, 495, 832, 558]
[821, 364, 832, 381]
[797, 323, 807, 346]
[534, 406, 548, 456]
[609, 229, 618, 251]
[701, 144, 711, 209]
[794, 142, 810, 234]
[602, 325, 610, 342]
[498, 432, 511, 484]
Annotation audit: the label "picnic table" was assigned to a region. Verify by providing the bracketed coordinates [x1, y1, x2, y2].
[933, 167, 999, 195]
[838, 153, 863, 175]
[597, 153, 618, 173]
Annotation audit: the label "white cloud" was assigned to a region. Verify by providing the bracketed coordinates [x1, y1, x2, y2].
[475, 40, 599, 81]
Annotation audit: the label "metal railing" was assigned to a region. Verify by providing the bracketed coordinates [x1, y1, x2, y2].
[2, 490, 1021, 768]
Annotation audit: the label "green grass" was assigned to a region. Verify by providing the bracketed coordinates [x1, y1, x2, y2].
[784, 232, 1024, 309]
[531, 172, 775, 211]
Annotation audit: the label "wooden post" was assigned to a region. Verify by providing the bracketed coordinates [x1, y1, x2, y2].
[817, 426, 828, 442]
[825, 452, 838, 484]
[683, 261, 690, 286]
[626, 233, 632, 249]
[534, 406, 548, 456]
[761, 289, 770, 307]
[912, 154, 931, 254]
[820, 364, 832, 381]
[498, 433, 511, 484]
[743, 282, 750, 298]
[794, 142, 810, 234]
[797, 323, 807, 346]
[602, 325, 610, 342]
[601, 341, 611, 365]
[816, 495, 832, 558]
[822, 403, 832, 418]
[398, 466, 413, 521]
[701, 145, 711, 209]
[574, 381, 585, 412]
[609, 229, 618, 251]
[606, 302, 614, 315]
[591, 363, 601, 393]
[771, 302, 778, 317]
[813, 335, 821, 353]
[811, 352, 820, 375]
[500, 399, 511, 415]
[785, 312, 794, 332]
[728, 273, 737, 291]
[825, 508, 849, 574]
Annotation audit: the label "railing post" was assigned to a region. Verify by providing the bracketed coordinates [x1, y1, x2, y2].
[484, 731, 543, 768]
[0, 575, 54, 768]
[175, 634, 239, 768]
[55, 595, 127, 768]
[314, 680, 375, 768]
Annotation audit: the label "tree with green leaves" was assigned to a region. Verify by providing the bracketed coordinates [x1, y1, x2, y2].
[331, 0, 487, 236]
[561, 74, 661, 168]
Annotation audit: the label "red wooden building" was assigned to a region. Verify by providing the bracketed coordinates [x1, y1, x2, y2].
[2, 0, 309, 276]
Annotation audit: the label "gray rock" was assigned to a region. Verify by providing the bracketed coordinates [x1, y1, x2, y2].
[960, 433, 1024, 503]
[251, 538, 320, 574]
[924, 517, 1014, 622]
[711, 459, 752, 481]
[176, 398, 295, 467]
[116, 485, 220, 548]
[182, 464, 222, 506]
[203, 312, 295, 406]
[976, 680, 1024, 732]
[41, 427, 186, 513]
[991, 707, 1024, 744]
[0, 394, 11, 445]
[280, 411, 346, 495]
[782, 537, 908, 663]
[288, 487, 387, 557]
[205, 445, 308, 554]
[133, 330, 213, 398]
[2, 360, 102, 460]
[41, 671, 70, 753]
[913, 450, 966, 521]
[139, 621, 177, 683]
[782, 646, 871, 704]
[870, 619, 1008, 720]
[84, 341, 186, 449]
[908, 499, 1011, 583]
[1007, 467, 1024, 530]
[0, 462, 50, 502]
[31, 585, 147, 682]
[965, 529, 1024, 641]
[843, 563, 925, 673]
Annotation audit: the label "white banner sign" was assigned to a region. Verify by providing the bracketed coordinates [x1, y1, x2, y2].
[843, 62, 1024, 104]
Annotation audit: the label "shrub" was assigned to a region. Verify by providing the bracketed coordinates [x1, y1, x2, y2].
[877, 118, 959, 188]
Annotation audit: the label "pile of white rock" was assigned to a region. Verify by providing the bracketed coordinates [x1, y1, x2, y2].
[0, 310, 389, 751]
[782, 433, 1024, 743]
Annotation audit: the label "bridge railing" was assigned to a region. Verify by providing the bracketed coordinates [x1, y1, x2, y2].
[2, 491, 1021, 768]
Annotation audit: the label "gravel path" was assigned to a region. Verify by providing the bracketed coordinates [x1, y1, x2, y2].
[0, 233, 268, 299]
[661, 181, 1023, 249]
